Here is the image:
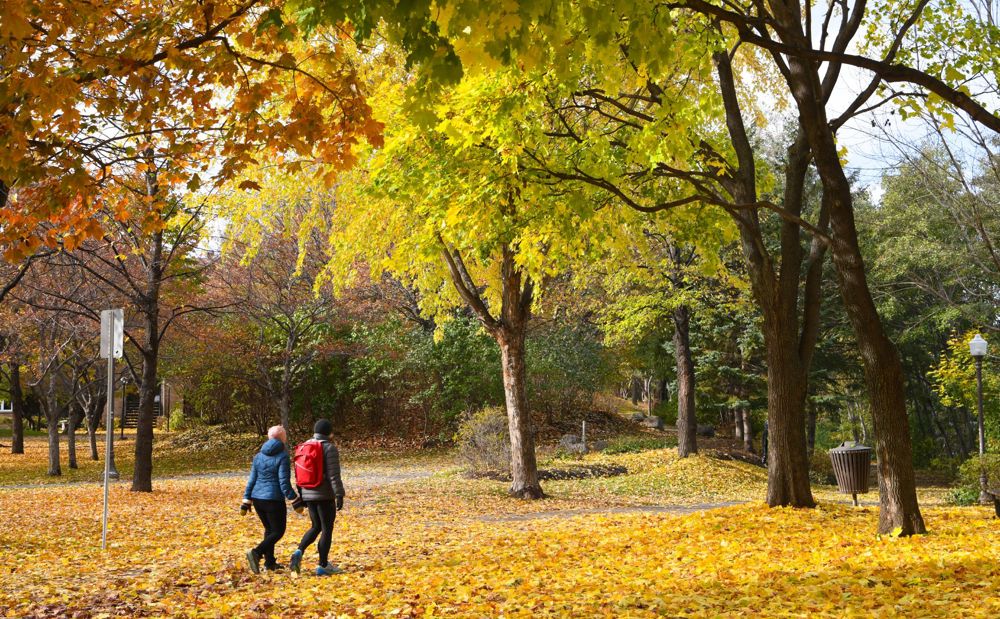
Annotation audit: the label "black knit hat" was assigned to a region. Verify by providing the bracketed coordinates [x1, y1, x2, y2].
[313, 419, 333, 437]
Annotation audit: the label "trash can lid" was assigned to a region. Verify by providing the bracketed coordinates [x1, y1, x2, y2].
[830, 441, 871, 453]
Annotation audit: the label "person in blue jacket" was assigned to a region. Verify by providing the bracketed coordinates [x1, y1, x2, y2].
[242, 425, 298, 573]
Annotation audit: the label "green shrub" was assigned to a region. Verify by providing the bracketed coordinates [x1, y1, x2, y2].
[349, 317, 504, 431]
[602, 436, 676, 455]
[455, 406, 510, 474]
[652, 400, 677, 427]
[909, 436, 938, 470]
[956, 453, 1000, 491]
[947, 485, 981, 506]
[809, 449, 836, 485]
[168, 407, 187, 431]
[927, 456, 960, 481]
[527, 324, 615, 423]
[165, 406, 207, 432]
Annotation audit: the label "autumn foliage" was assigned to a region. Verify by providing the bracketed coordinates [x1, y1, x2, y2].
[0, 0, 380, 254]
[2, 4, 1000, 614]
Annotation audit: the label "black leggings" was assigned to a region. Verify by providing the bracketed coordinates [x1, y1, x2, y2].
[251, 499, 287, 568]
[298, 500, 336, 567]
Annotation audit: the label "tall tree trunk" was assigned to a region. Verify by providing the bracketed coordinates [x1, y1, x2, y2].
[714, 52, 823, 508]
[742, 408, 754, 453]
[132, 344, 159, 492]
[132, 225, 163, 492]
[9, 362, 24, 454]
[499, 328, 542, 499]
[440, 236, 542, 499]
[779, 32, 925, 534]
[44, 375, 60, 476]
[645, 376, 653, 417]
[88, 399, 102, 461]
[46, 411, 61, 476]
[497, 242, 542, 500]
[132, 148, 165, 492]
[763, 336, 814, 506]
[67, 404, 80, 469]
[736, 356, 754, 453]
[673, 305, 697, 457]
[824, 212, 924, 530]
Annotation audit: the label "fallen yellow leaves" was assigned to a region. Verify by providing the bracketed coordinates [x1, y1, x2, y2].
[0, 433, 451, 486]
[0, 431, 253, 486]
[0, 470, 997, 618]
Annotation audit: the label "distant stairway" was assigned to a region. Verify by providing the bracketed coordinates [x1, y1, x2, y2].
[122, 394, 140, 429]
[120, 392, 162, 429]
[122, 409, 140, 429]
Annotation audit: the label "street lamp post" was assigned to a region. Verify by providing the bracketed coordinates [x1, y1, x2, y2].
[969, 334, 989, 504]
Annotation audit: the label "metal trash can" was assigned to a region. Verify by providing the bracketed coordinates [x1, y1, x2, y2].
[829, 441, 872, 506]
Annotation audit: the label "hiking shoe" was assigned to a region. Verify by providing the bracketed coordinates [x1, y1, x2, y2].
[246, 549, 261, 574]
[264, 563, 285, 572]
[315, 564, 344, 576]
[289, 549, 302, 574]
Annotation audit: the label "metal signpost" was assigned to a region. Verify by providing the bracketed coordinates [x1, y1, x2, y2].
[100, 309, 124, 550]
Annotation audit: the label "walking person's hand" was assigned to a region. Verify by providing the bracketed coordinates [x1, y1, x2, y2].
[335, 496, 344, 511]
[241, 499, 252, 516]
[291, 495, 305, 514]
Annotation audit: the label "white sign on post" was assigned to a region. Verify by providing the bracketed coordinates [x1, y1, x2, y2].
[100, 309, 124, 359]
[100, 308, 124, 550]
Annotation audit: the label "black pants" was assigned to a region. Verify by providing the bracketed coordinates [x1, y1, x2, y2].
[252, 499, 287, 568]
[298, 500, 336, 567]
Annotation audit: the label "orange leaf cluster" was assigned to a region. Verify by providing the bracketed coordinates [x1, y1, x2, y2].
[1, 1, 383, 252]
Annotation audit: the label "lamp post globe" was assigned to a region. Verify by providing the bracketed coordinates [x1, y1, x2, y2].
[970, 334, 988, 358]
[969, 334, 989, 504]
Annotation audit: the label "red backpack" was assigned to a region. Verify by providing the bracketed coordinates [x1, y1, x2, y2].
[293, 440, 324, 489]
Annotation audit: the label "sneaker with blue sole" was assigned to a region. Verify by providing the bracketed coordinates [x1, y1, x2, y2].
[289, 549, 302, 574]
[315, 564, 344, 576]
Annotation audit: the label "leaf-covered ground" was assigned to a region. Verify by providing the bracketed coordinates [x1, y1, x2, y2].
[0, 432, 450, 486]
[1, 448, 996, 617]
[0, 432, 250, 486]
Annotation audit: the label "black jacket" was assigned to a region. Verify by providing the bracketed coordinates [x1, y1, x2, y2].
[298, 434, 345, 502]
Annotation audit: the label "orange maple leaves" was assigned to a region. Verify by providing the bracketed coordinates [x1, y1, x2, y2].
[1, 1, 382, 256]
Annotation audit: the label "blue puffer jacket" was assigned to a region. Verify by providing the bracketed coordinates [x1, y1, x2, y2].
[243, 439, 297, 501]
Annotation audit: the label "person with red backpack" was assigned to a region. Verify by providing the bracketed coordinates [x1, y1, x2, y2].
[290, 419, 345, 576]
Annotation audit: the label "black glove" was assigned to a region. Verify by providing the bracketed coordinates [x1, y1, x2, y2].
[291, 495, 305, 514]
[335, 495, 344, 511]
[240, 499, 252, 515]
